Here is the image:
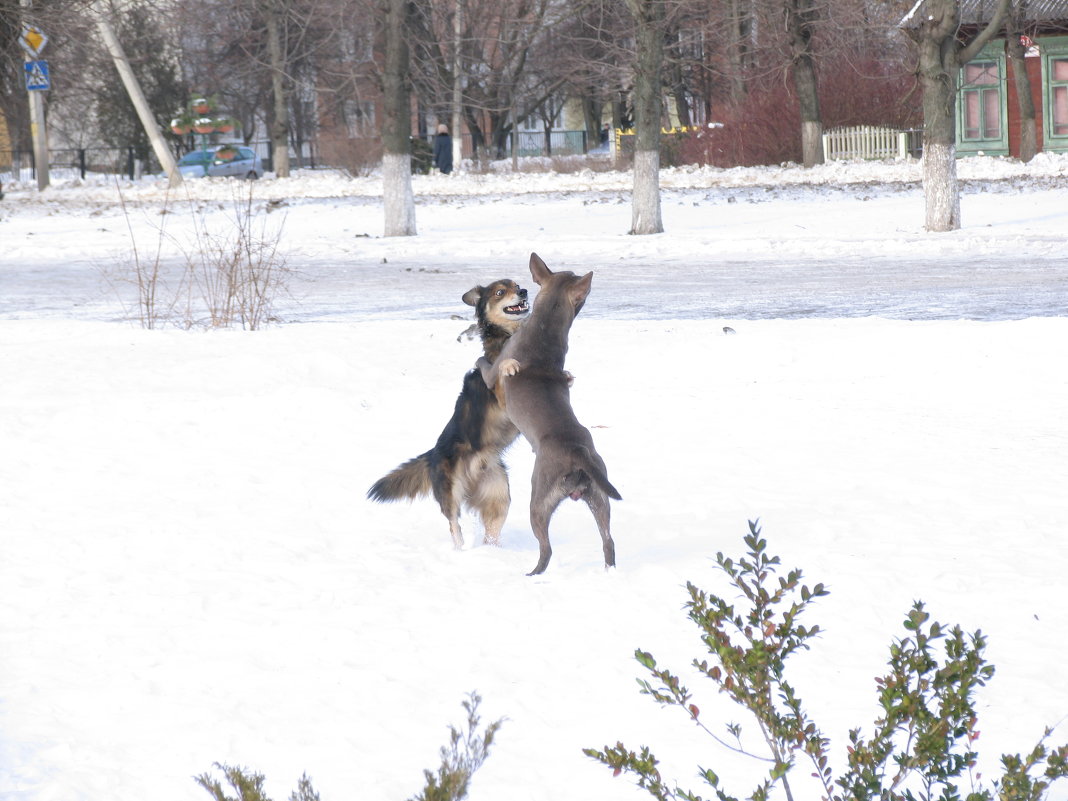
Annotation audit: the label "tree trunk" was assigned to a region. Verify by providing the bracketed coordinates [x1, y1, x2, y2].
[727, 0, 750, 103]
[451, 0, 463, 170]
[923, 142, 960, 231]
[265, 0, 290, 177]
[785, 0, 823, 167]
[664, 32, 692, 128]
[632, 150, 661, 233]
[1006, 21, 1037, 163]
[582, 94, 600, 145]
[381, 0, 416, 236]
[627, 0, 664, 235]
[918, 33, 960, 230]
[794, 56, 823, 167]
[908, 0, 1010, 232]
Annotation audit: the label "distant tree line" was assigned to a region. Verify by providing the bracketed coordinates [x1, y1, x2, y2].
[0, 0, 1042, 231]
[1, 0, 917, 168]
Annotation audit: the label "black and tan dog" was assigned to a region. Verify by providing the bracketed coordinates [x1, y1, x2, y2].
[367, 279, 529, 548]
[477, 253, 620, 575]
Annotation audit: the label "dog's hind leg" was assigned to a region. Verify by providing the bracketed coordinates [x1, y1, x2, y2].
[527, 472, 562, 575]
[432, 471, 465, 550]
[474, 458, 510, 545]
[431, 467, 465, 549]
[527, 505, 553, 576]
[585, 489, 616, 569]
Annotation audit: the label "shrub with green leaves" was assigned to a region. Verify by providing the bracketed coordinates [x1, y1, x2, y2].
[585, 521, 1068, 801]
[195, 763, 321, 801]
[191, 693, 502, 801]
[195, 763, 272, 801]
[289, 772, 320, 801]
[409, 691, 506, 801]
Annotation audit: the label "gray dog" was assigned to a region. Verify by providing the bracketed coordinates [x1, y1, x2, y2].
[477, 252, 621, 575]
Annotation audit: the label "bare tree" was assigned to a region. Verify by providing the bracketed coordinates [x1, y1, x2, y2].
[900, 0, 1010, 231]
[1005, 0, 1037, 163]
[547, 0, 630, 146]
[263, 0, 290, 175]
[407, 0, 564, 160]
[1, 0, 93, 160]
[176, 0, 341, 169]
[381, 0, 416, 236]
[726, 0, 754, 103]
[784, 0, 823, 166]
[625, 0, 665, 235]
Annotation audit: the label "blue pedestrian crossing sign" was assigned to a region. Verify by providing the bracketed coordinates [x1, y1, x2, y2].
[25, 60, 50, 92]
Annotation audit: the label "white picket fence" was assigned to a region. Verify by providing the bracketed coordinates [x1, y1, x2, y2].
[822, 125, 910, 161]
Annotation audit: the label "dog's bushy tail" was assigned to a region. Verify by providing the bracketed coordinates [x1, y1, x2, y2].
[367, 451, 433, 502]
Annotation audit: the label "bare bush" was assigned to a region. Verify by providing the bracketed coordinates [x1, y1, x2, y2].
[676, 59, 921, 169]
[103, 182, 177, 329]
[112, 184, 290, 330]
[179, 189, 290, 330]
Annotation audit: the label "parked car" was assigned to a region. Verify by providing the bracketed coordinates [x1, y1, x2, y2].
[177, 146, 262, 179]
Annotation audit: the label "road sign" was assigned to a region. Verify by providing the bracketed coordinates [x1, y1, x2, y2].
[25, 60, 50, 92]
[19, 24, 48, 58]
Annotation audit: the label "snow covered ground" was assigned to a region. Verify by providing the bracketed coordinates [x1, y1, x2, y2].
[2, 154, 1067, 801]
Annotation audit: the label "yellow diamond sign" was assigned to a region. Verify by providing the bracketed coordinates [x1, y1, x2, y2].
[19, 24, 48, 58]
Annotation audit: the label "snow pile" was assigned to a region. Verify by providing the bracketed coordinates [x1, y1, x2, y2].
[3, 151, 1067, 206]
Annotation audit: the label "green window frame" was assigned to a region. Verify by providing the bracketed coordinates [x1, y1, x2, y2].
[957, 43, 1008, 156]
[1041, 36, 1068, 152]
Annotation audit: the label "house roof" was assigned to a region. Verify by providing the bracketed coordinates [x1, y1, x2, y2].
[900, 0, 1068, 27]
[961, 0, 1068, 22]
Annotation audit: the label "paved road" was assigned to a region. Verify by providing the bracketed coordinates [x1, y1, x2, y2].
[281, 254, 1068, 323]
[2, 254, 1065, 322]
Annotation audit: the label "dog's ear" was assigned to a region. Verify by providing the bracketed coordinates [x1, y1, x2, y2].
[529, 252, 553, 285]
[569, 271, 593, 308]
[461, 287, 483, 307]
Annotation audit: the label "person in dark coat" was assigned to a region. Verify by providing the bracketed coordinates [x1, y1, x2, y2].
[433, 123, 453, 174]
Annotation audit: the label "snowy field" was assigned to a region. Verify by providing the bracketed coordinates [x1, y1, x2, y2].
[2, 154, 1068, 801]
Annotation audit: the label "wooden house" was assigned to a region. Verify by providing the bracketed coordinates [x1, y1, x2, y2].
[957, 0, 1068, 157]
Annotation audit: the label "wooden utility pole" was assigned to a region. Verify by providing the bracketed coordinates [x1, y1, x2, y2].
[94, 3, 182, 186]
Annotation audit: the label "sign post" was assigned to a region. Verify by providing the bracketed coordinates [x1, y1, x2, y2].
[24, 60, 50, 91]
[18, 12, 50, 190]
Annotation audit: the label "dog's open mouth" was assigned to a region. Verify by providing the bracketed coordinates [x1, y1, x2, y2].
[504, 300, 529, 315]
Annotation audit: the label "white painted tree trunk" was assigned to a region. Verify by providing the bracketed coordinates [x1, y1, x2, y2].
[630, 150, 663, 235]
[383, 153, 417, 237]
[801, 120, 823, 168]
[922, 142, 960, 232]
[451, 0, 463, 170]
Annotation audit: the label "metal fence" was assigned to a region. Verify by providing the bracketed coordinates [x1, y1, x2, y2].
[0, 139, 318, 185]
[0, 146, 143, 184]
[513, 130, 588, 157]
[417, 129, 591, 162]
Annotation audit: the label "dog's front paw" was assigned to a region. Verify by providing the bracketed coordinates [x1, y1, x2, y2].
[499, 357, 521, 377]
